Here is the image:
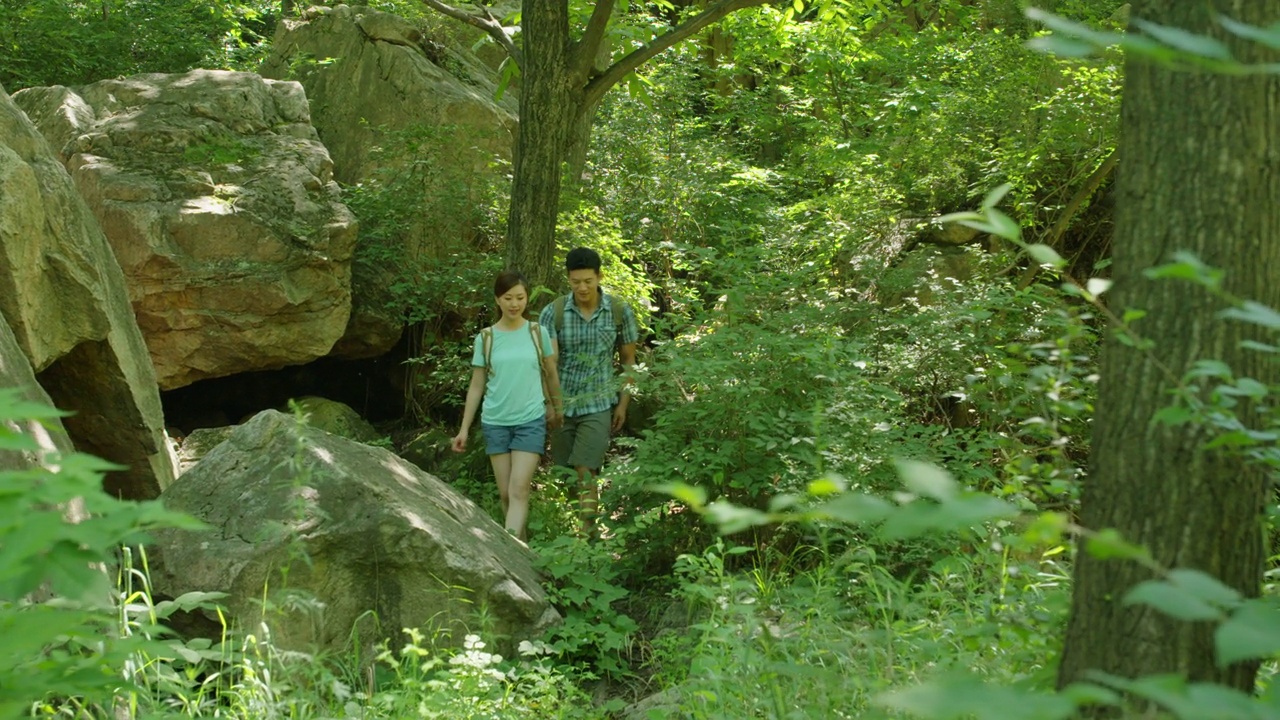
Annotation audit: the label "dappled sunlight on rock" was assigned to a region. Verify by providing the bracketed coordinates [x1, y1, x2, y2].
[151, 409, 557, 659]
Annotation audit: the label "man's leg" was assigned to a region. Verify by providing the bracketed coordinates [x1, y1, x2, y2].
[576, 465, 598, 536]
[567, 410, 611, 537]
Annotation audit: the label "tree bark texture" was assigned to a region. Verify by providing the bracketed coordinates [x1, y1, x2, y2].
[504, 0, 574, 290]
[1057, 0, 1280, 700]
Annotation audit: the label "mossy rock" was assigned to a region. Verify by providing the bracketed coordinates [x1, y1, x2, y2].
[286, 396, 383, 445]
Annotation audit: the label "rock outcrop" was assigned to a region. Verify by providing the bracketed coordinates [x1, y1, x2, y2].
[0, 307, 73, 472]
[0, 86, 174, 498]
[261, 4, 516, 186]
[12, 70, 358, 390]
[149, 410, 558, 657]
[261, 5, 516, 357]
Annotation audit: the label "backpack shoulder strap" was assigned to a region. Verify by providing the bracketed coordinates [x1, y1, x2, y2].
[610, 294, 625, 331]
[528, 320, 545, 359]
[553, 295, 569, 335]
[607, 293, 627, 352]
[480, 327, 494, 377]
[528, 320, 552, 404]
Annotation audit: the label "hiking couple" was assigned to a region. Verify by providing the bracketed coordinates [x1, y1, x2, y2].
[450, 248, 639, 542]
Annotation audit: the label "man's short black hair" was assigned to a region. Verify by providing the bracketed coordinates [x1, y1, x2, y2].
[565, 247, 602, 274]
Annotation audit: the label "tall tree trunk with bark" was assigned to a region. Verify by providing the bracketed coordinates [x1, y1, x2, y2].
[1056, 0, 1280, 704]
[504, 0, 573, 290]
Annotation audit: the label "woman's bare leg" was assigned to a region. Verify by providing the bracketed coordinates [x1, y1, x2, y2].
[505, 450, 541, 542]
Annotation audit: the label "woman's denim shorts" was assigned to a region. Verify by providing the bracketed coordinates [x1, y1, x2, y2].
[481, 416, 546, 455]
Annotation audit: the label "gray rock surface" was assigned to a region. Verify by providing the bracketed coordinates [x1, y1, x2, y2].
[149, 410, 558, 657]
[261, 5, 516, 358]
[0, 86, 173, 498]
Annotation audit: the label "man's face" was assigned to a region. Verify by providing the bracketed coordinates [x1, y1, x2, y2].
[568, 269, 601, 303]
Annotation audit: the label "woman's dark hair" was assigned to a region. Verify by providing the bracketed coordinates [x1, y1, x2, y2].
[494, 269, 530, 298]
[565, 247, 602, 273]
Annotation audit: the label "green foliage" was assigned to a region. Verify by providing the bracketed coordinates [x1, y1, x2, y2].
[0, 0, 278, 91]
[534, 535, 639, 682]
[0, 389, 204, 717]
[360, 629, 596, 719]
[343, 123, 507, 417]
[183, 137, 261, 167]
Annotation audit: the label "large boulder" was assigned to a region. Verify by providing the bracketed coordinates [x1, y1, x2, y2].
[261, 4, 516, 186]
[12, 70, 358, 390]
[0, 307, 73, 472]
[0, 85, 174, 498]
[148, 410, 558, 657]
[286, 395, 382, 444]
[261, 5, 517, 357]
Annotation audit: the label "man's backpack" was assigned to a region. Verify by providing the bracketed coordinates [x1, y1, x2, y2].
[480, 321, 552, 401]
[552, 294, 626, 352]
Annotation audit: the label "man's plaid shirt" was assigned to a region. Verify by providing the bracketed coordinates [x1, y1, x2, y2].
[540, 291, 639, 417]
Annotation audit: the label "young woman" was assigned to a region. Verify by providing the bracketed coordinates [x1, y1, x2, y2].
[452, 270, 563, 542]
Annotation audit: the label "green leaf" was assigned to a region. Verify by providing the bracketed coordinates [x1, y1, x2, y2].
[1217, 16, 1280, 51]
[1220, 301, 1280, 330]
[812, 492, 892, 526]
[807, 474, 846, 496]
[1084, 529, 1151, 562]
[895, 459, 956, 501]
[1026, 243, 1064, 268]
[703, 501, 770, 534]
[1240, 339, 1279, 353]
[1133, 18, 1233, 60]
[876, 673, 1077, 720]
[1216, 599, 1280, 666]
[651, 482, 707, 509]
[1152, 405, 1194, 427]
[936, 210, 984, 224]
[1026, 35, 1100, 58]
[1166, 568, 1243, 608]
[1220, 377, 1268, 399]
[1145, 253, 1224, 290]
[984, 209, 1022, 242]
[1122, 308, 1147, 324]
[880, 496, 1017, 540]
[980, 183, 1012, 211]
[1124, 580, 1223, 622]
[1186, 359, 1232, 379]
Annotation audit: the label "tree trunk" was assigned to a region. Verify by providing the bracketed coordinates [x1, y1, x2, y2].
[562, 97, 600, 195]
[505, 0, 575, 291]
[1057, 0, 1280, 704]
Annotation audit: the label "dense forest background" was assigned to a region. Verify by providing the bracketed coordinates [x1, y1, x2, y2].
[4, 0, 1280, 718]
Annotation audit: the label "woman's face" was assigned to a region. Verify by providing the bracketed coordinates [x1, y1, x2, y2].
[496, 283, 528, 320]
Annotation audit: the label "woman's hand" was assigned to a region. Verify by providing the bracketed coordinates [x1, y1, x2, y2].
[451, 430, 468, 453]
[547, 405, 564, 430]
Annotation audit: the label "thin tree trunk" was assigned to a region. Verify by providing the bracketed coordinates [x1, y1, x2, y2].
[562, 97, 600, 194]
[1057, 0, 1280, 706]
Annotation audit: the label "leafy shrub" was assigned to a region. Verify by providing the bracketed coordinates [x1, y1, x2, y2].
[0, 390, 203, 716]
[0, 0, 277, 90]
[343, 123, 507, 419]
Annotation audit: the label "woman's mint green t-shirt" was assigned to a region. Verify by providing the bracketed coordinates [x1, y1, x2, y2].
[471, 321, 554, 426]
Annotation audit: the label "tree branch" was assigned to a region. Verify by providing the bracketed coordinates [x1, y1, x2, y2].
[417, 0, 522, 67]
[1016, 147, 1119, 289]
[582, 0, 771, 107]
[570, 0, 619, 84]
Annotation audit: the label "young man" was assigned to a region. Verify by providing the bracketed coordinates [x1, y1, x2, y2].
[539, 247, 639, 536]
